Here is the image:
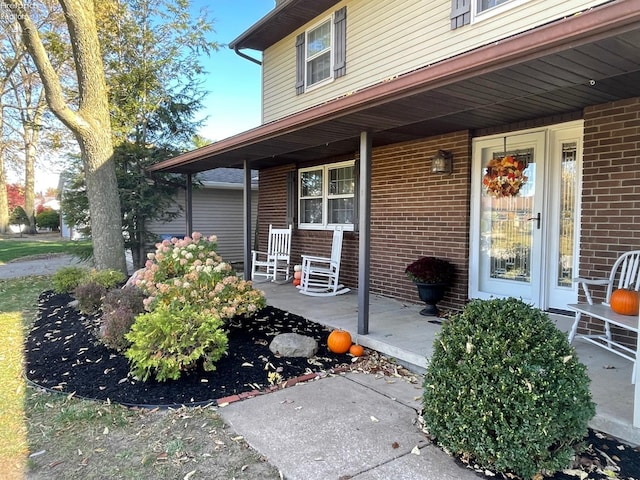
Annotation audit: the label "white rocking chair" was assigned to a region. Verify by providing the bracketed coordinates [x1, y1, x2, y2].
[251, 224, 292, 283]
[298, 226, 350, 297]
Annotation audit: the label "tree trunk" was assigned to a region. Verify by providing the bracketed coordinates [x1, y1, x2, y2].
[76, 124, 127, 273]
[0, 114, 8, 234]
[3, 0, 127, 273]
[24, 140, 36, 234]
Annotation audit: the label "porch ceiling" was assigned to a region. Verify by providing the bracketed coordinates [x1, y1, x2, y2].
[151, 1, 640, 174]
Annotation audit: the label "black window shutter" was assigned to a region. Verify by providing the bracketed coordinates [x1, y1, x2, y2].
[450, 0, 471, 29]
[333, 7, 347, 78]
[286, 170, 297, 226]
[295, 33, 305, 95]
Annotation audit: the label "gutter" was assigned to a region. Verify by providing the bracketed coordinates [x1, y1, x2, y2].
[233, 46, 262, 66]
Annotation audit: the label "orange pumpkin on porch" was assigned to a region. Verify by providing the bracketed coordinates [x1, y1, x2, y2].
[327, 330, 352, 354]
[610, 288, 640, 316]
[349, 344, 364, 357]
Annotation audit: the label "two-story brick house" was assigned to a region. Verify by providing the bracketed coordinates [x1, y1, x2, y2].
[151, 0, 640, 338]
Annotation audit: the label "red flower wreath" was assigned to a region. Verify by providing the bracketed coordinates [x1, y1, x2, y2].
[482, 155, 528, 198]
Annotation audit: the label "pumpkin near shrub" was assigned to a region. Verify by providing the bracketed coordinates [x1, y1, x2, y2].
[327, 329, 352, 354]
[610, 288, 640, 316]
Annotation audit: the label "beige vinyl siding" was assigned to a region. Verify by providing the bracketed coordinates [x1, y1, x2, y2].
[147, 187, 258, 263]
[262, 0, 610, 123]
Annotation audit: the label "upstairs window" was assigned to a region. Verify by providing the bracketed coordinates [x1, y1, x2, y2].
[296, 7, 347, 94]
[299, 161, 355, 230]
[478, 0, 511, 13]
[306, 19, 332, 87]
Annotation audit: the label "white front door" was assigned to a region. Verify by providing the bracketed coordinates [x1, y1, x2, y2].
[469, 122, 582, 311]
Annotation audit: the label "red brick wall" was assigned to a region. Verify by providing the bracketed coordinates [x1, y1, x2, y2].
[256, 131, 471, 312]
[578, 97, 640, 341]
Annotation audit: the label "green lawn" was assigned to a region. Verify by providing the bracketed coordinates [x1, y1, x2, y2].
[0, 275, 52, 478]
[0, 238, 91, 264]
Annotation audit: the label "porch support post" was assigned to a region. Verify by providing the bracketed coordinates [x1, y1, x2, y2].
[243, 160, 253, 281]
[358, 130, 372, 335]
[634, 311, 640, 427]
[185, 173, 193, 235]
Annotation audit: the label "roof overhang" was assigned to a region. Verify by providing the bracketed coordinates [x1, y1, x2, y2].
[152, 0, 640, 174]
[229, 0, 342, 51]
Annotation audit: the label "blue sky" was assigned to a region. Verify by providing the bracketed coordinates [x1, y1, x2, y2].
[193, 0, 273, 142]
[33, 1, 272, 191]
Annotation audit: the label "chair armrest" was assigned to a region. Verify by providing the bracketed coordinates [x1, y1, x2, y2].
[572, 277, 611, 305]
[252, 249, 268, 260]
[301, 254, 330, 262]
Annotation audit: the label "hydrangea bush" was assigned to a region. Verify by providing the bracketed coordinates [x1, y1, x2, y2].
[125, 233, 266, 381]
[134, 232, 265, 320]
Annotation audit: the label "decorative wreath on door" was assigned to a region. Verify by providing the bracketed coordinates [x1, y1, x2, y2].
[482, 155, 528, 198]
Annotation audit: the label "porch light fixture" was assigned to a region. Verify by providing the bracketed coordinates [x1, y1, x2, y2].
[431, 150, 453, 174]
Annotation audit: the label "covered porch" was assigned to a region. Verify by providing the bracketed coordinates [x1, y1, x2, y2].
[258, 281, 640, 446]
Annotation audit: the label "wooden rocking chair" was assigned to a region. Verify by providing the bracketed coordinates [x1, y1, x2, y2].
[298, 226, 350, 297]
[251, 224, 292, 283]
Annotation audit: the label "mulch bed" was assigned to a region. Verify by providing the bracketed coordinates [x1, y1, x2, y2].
[24, 290, 640, 479]
[25, 290, 352, 407]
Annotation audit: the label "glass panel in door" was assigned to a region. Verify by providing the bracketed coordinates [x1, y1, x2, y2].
[545, 124, 582, 310]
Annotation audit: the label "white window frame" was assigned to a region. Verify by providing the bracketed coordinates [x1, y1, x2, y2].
[472, 0, 529, 22]
[298, 160, 355, 231]
[304, 16, 334, 91]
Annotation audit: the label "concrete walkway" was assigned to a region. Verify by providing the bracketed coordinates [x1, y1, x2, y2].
[220, 372, 479, 480]
[0, 254, 88, 279]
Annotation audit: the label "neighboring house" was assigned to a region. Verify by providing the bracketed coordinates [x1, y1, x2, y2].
[147, 168, 259, 264]
[150, 0, 640, 340]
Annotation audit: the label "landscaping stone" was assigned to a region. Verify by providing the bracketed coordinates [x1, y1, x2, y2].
[269, 332, 318, 358]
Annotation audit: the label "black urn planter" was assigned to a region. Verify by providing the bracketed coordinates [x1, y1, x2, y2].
[415, 282, 448, 316]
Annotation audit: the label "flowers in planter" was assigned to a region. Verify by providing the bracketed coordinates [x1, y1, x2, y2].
[482, 155, 528, 198]
[405, 256, 454, 285]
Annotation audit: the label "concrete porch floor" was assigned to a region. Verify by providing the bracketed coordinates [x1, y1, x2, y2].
[258, 282, 640, 446]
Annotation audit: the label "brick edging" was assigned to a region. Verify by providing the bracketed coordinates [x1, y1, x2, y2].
[216, 365, 351, 406]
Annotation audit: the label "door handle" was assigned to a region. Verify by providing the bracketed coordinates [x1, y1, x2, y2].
[527, 212, 541, 229]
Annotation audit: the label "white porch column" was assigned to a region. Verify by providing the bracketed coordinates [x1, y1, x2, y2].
[634, 310, 640, 427]
[243, 160, 252, 281]
[358, 130, 372, 335]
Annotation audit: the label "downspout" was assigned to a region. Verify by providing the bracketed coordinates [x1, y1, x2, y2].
[233, 46, 262, 66]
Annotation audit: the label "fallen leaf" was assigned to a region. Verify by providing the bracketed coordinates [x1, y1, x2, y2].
[411, 446, 420, 455]
[103, 426, 109, 435]
[391, 442, 400, 449]
[561, 469, 588, 479]
[184, 470, 196, 480]
[370, 416, 379, 423]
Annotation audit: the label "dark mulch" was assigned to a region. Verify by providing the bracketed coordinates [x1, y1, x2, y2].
[24, 290, 640, 479]
[25, 290, 351, 407]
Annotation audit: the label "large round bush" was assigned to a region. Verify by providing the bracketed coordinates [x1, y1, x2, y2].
[422, 297, 594, 479]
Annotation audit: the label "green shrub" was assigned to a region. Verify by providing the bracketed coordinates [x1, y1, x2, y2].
[98, 287, 146, 351]
[125, 303, 228, 382]
[35, 209, 60, 230]
[86, 269, 126, 289]
[9, 206, 29, 228]
[422, 298, 594, 479]
[74, 280, 107, 314]
[53, 266, 88, 293]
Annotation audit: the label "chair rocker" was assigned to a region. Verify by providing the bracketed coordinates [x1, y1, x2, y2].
[567, 250, 640, 381]
[298, 226, 350, 297]
[251, 224, 292, 283]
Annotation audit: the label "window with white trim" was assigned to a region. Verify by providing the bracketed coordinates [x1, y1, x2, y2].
[295, 7, 346, 94]
[477, 0, 511, 13]
[306, 19, 332, 87]
[299, 161, 355, 229]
